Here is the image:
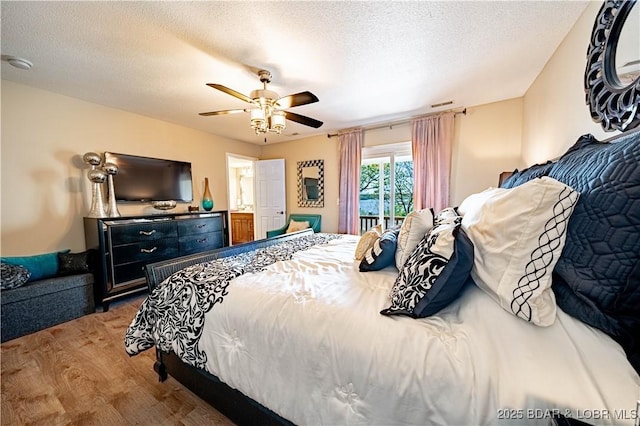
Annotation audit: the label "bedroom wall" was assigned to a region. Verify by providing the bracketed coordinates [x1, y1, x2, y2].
[260, 134, 340, 233]
[2, 79, 522, 255]
[261, 97, 524, 226]
[451, 98, 524, 204]
[521, 0, 618, 165]
[1, 80, 261, 256]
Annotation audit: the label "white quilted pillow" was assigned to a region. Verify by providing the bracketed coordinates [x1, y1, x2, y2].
[458, 176, 579, 326]
[395, 208, 435, 269]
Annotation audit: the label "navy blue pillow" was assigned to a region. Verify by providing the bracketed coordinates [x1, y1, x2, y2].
[546, 131, 640, 346]
[359, 228, 399, 272]
[413, 227, 474, 317]
[500, 161, 554, 189]
[501, 134, 599, 189]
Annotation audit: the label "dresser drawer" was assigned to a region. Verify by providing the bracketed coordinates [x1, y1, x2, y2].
[112, 238, 179, 265]
[177, 216, 223, 236]
[179, 231, 223, 255]
[110, 221, 177, 245]
[112, 256, 174, 285]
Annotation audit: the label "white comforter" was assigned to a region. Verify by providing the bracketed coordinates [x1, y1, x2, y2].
[197, 235, 638, 426]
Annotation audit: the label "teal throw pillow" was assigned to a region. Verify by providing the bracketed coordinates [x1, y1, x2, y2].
[1, 249, 70, 282]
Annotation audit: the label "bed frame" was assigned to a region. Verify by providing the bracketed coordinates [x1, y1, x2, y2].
[144, 230, 314, 425]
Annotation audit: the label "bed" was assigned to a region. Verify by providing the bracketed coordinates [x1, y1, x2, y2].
[125, 128, 640, 426]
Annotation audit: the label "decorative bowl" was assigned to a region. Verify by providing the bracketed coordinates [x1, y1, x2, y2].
[152, 200, 177, 211]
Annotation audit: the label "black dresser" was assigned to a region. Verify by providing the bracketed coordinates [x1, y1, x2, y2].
[84, 211, 229, 311]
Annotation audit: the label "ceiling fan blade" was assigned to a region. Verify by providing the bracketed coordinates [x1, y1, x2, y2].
[199, 109, 247, 116]
[277, 91, 319, 109]
[284, 111, 323, 128]
[206, 83, 253, 104]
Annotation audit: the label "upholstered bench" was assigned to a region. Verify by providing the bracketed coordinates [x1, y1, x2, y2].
[1, 273, 95, 342]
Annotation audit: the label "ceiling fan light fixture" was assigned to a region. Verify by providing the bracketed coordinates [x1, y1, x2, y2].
[250, 107, 267, 134]
[270, 110, 286, 134]
[201, 69, 322, 135]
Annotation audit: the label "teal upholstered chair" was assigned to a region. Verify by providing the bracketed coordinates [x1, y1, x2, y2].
[266, 214, 322, 238]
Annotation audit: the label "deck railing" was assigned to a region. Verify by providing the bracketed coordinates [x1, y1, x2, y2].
[359, 215, 404, 235]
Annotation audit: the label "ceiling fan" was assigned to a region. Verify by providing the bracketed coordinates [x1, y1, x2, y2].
[199, 70, 323, 135]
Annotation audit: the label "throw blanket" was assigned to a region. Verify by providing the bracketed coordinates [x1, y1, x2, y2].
[124, 233, 341, 370]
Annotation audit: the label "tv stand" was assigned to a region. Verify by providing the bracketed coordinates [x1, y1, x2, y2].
[84, 211, 229, 311]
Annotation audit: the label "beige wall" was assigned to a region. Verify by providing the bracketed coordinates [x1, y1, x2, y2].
[521, 0, 617, 165]
[1, 81, 261, 255]
[357, 98, 523, 207]
[451, 99, 524, 205]
[262, 98, 524, 230]
[0, 80, 539, 254]
[260, 134, 340, 233]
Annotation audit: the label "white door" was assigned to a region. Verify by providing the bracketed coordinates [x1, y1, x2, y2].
[254, 159, 286, 239]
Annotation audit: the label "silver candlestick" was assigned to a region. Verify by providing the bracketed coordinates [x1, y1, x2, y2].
[83, 152, 108, 218]
[103, 162, 121, 217]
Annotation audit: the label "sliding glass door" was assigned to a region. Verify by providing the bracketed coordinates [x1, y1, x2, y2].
[359, 142, 413, 234]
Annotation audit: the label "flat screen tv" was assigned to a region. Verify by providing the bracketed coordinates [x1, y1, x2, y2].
[104, 152, 193, 202]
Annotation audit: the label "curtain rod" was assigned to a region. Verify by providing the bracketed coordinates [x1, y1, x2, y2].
[327, 107, 467, 138]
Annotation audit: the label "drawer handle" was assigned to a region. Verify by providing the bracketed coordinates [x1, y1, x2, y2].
[197, 224, 206, 228]
[141, 247, 158, 253]
[139, 230, 156, 236]
[197, 238, 207, 243]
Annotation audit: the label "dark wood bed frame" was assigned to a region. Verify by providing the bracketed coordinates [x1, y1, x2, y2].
[144, 229, 314, 426]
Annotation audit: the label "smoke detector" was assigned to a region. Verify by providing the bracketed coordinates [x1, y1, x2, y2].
[3, 55, 33, 70]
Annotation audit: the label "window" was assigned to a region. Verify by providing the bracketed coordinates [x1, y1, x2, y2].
[359, 142, 413, 234]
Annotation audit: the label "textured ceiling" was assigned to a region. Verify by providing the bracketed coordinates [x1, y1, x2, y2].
[1, 1, 588, 145]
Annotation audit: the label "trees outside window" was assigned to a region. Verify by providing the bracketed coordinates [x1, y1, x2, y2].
[359, 142, 413, 233]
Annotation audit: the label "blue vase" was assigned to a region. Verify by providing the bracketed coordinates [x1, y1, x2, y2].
[202, 177, 214, 211]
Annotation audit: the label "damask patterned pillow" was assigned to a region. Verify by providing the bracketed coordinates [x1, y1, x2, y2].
[458, 176, 579, 326]
[0, 262, 31, 290]
[395, 208, 434, 269]
[359, 228, 399, 272]
[381, 219, 474, 318]
[434, 207, 461, 226]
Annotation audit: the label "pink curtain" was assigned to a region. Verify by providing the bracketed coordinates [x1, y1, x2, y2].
[411, 113, 454, 212]
[338, 128, 363, 234]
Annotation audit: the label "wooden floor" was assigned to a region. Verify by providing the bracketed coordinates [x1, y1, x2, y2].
[1, 294, 236, 426]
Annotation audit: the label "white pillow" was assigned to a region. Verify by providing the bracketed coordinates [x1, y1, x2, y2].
[355, 224, 382, 261]
[395, 208, 435, 269]
[286, 220, 310, 234]
[458, 176, 579, 326]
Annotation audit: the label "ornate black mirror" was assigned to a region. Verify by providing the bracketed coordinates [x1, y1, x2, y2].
[585, 0, 639, 131]
[297, 159, 324, 207]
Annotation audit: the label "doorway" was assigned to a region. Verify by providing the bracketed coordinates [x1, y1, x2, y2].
[226, 154, 257, 245]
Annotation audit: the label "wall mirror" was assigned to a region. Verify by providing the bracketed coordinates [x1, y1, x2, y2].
[585, 0, 639, 132]
[297, 159, 324, 207]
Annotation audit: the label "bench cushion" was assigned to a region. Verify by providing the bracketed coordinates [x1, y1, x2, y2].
[1, 273, 95, 342]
